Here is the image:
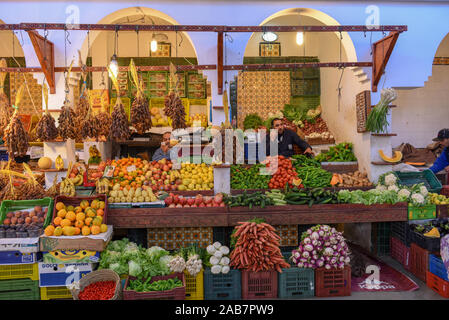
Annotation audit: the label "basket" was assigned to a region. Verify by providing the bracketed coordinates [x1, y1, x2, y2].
[391, 221, 411, 246]
[0, 263, 39, 280]
[395, 170, 442, 194]
[52, 194, 108, 224]
[390, 237, 407, 266]
[123, 273, 186, 300]
[40, 286, 72, 300]
[0, 197, 54, 230]
[426, 271, 449, 298]
[204, 268, 241, 300]
[409, 230, 440, 252]
[184, 269, 204, 300]
[71, 269, 121, 300]
[409, 243, 429, 283]
[429, 254, 449, 282]
[241, 270, 278, 300]
[408, 204, 437, 221]
[371, 222, 391, 256]
[315, 266, 351, 297]
[278, 267, 314, 299]
[0, 279, 39, 300]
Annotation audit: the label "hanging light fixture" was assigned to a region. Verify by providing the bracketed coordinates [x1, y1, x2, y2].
[109, 27, 119, 77]
[151, 33, 158, 52]
[296, 32, 304, 46]
[262, 32, 278, 42]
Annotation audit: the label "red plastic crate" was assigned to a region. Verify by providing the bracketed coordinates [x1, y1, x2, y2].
[426, 271, 449, 298]
[315, 266, 351, 297]
[241, 270, 278, 300]
[52, 194, 108, 224]
[123, 273, 186, 300]
[390, 237, 407, 266]
[409, 243, 429, 283]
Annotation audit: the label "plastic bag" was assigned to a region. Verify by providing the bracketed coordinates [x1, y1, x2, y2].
[392, 163, 420, 173]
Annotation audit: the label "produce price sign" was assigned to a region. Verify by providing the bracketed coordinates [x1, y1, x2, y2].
[103, 165, 115, 178]
[127, 165, 137, 173]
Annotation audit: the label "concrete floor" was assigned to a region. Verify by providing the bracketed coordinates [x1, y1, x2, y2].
[305, 256, 445, 300]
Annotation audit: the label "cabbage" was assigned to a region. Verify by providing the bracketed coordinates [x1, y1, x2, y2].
[159, 255, 173, 275]
[129, 260, 142, 277]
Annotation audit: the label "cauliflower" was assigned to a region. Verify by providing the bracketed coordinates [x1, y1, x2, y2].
[419, 186, 429, 197]
[398, 188, 411, 199]
[384, 173, 397, 186]
[376, 184, 387, 191]
[411, 193, 425, 205]
[387, 185, 399, 192]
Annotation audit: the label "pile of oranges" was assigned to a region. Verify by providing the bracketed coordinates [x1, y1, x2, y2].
[110, 157, 149, 188]
[44, 199, 108, 237]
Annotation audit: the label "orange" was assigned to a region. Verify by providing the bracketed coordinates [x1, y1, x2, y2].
[100, 224, 108, 233]
[57, 209, 67, 219]
[60, 218, 72, 228]
[84, 217, 93, 226]
[44, 225, 55, 236]
[81, 226, 91, 236]
[74, 220, 84, 228]
[55, 202, 65, 211]
[91, 225, 101, 235]
[66, 211, 76, 221]
[53, 216, 62, 226]
[76, 212, 85, 221]
[96, 209, 104, 217]
[73, 227, 81, 235]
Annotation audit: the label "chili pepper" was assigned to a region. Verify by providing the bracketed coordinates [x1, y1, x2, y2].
[79, 281, 116, 300]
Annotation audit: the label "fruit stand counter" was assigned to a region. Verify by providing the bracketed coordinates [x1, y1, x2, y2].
[108, 203, 408, 228]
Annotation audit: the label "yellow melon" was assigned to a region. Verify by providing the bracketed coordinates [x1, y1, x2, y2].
[38, 157, 52, 170]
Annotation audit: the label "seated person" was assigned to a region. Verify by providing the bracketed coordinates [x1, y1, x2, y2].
[430, 129, 449, 174]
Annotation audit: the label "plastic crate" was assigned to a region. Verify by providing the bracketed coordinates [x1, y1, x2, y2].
[391, 221, 411, 246]
[315, 266, 351, 297]
[184, 269, 204, 300]
[0, 263, 39, 281]
[371, 222, 391, 256]
[441, 185, 449, 198]
[212, 227, 234, 248]
[390, 237, 407, 266]
[426, 271, 449, 298]
[429, 254, 449, 282]
[123, 273, 186, 300]
[204, 269, 241, 300]
[0, 251, 39, 265]
[437, 205, 449, 218]
[408, 204, 437, 221]
[404, 246, 411, 271]
[0, 197, 54, 229]
[396, 170, 442, 194]
[241, 270, 278, 300]
[0, 279, 40, 300]
[278, 267, 314, 299]
[410, 243, 429, 283]
[410, 230, 440, 252]
[40, 286, 72, 300]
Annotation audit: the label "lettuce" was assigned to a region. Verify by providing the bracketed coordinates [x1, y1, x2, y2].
[129, 260, 142, 277]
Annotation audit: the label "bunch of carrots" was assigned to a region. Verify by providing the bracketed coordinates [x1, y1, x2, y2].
[230, 220, 290, 272]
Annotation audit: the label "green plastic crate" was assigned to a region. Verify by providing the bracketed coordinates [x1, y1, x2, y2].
[0, 198, 54, 228]
[0, 279, 40, 300]
[395, 170, 442, 194]
[278, 267, 314, 299]
[408, 204, 437, 221]
[204, 269, 241, 300]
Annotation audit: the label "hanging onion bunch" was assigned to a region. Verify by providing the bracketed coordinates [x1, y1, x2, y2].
[0, 59, 12, 138]
[4, 84, 29, 159]
[129, 59, 152, 134]
[81, 90, 101, 140]
[35, 83, 58, 141]
[94, 93, 112, 139]
[108, 66, 130, 142]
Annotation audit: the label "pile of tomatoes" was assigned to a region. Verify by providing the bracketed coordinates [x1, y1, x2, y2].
[266, 156, 303, 189]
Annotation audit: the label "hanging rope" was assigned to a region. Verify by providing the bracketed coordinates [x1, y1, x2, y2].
[337, 30, 345, 112]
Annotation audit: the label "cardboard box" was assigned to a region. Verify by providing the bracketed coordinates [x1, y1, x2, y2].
[0, 237, 40, 253]
[38, 262, 94, 287]
[39, 226, 113, 252]
[0, 251, 40, 265]
[43, 250, 100, 264]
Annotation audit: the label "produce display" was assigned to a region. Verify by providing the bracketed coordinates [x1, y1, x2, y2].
[291, 225, 350, 269]
[78, 281, 116, 300]
[187, 113, 207, 127]
[127, 277, 183, 292]
[207, 242, 231, 274]
[68, 163, 85, 186]
[0, 206, 48, 238]
[301, 117, 330, 136]
[0, 164, 47, 201]
[108, 184, 158, 204]
[175, 244, 209, 276]
[164, 193, 224, 208]
[59, 178, 76, 197]
[243, 113, 263, 130]
[231, 164, 270, 190]
[267, 156, 301, 189]
[224, 191, 274, 208]
[295, 166, 332, 188]
[306, 132, 333, 141]
[332, 171, 373, 187]
[315, 143, 357, 162]
[410, 218, 449, 238]
[285, 187, 339, 206]
[291, 154, 321, 169]
[428, 193, 449, 205]
[150, 107, 170, 127]
[229, 219, 290, 272]
[366, 88, 397, 133]
[44, 199, 107, 237]
[265, 189, 287, 205]
[179, 163, 214, 191]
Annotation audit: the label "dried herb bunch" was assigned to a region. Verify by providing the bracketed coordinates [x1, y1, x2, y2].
[164, 63, 186, 130]
[0, 163, 46, 201]
[95, 93, 112, 139]
[57, 103, 78, 140]
[4, 85, 29, 159]
[108, 66, 130, 142]
[81, 91, 101, 140]
[35, 83, 58, 141]
[129, 59, 152, 134]
[0, 59, 12, 138]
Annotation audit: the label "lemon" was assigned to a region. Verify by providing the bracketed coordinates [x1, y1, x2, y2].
[188, 183, 195, 190]
[209, 182, 214, 188]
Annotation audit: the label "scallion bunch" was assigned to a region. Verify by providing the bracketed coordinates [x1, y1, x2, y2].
[366, 88, 397, 133]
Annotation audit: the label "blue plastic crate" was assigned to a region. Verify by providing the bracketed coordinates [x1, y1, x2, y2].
[278, 267, 315, 299]
[0, 251, 40, 265]
[204, 268, 241, 300]
[429, 254, 449, 282]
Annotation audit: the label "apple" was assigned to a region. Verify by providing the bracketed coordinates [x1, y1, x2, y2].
[204, 196, 213, 204]
[219, 203, 225, 207]
[164, 185, 171, 191]
[180, 197, 187, 205]
[154, 174, 161, 180]
[206, 203, 212, 207]
[164, 196, 173, 206]
[187, 198, 195, 206]
[191, 204, 198, 208]
[163, 165, 170, 172]
[164, 179, 170, 185]
[175, 179, 182, 185]
[151, 185, 158, 192]
[173, 195, 180, 204]
[170, 185, 178, 191]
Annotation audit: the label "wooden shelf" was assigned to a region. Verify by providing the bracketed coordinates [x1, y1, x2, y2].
[371, 133, 397, 137]
[371, 105, 397, 108]
[33, 168, 67, 172]
[371, 161, 396, 166]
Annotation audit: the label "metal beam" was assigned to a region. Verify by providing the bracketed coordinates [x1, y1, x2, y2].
[223, 62, 372, 70]
[217, 31, 224, 95]
[0, 65, 217, 73]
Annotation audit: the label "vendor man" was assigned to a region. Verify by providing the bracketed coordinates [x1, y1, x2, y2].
[152, 132, 172, 162]
[430, 129, 449, 174]
[266, 118, 313, 158]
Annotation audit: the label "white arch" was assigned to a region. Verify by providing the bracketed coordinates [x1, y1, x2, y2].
[244, 7, 357, 62]
[79, 6, 198, 62]
[0, 19, 26, 63]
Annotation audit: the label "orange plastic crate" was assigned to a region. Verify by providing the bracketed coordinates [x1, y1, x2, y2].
[426, 271, 449, 298]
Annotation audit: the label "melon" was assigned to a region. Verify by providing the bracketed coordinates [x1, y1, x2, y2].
[378, 150, 403, 163]
[38, 157, 52, 169]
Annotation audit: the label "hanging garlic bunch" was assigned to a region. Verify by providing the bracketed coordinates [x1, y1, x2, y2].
[0, 59, 12, 138]
[35, 83, 58, 141]
[168, 255, 186, 273]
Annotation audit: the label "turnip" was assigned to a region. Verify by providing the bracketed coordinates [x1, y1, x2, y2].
[307, 229, 313, 235]
[325, 264, 331, 270]
[210, 256, 220, 265]
[220, 246, 230, 255]
[213, 242, 222, 250]
[338, 262, 345, 269]
[303, 237, 311, 244]
[319, 230, 324, 237]
[302, 251, 310, 258]
[304, 244, 313, 252]
[221, 265, 230, 274]
[311, 232, 319, 240]
[297, 262, 304, 268]
[331, 257, 337, 265]
[339, 256, 345, 262]
[294, 252, 300, 258]
[345, 257, 350, 264]
[312, 240, 318, 247]
[207, 245, 216, 255]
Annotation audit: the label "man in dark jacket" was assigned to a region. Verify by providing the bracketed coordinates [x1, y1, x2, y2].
[430, 129, 449, 174]
[266, 118, 313, 158]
